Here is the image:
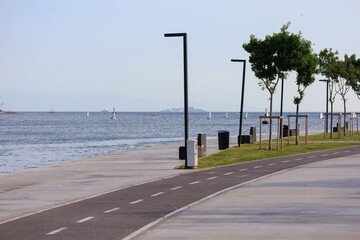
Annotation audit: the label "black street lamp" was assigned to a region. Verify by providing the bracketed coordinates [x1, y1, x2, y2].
[231, 59, 246, 147]
[280, 78, 284, 137]
[164, 32, 189, 167]
[320, 79, 329, 133]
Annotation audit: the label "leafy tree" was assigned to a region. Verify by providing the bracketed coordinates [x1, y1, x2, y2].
[318, 48, 339, 138]
[243, 22, 302, 150]
[348, 55, 360, 100]
[293, 39, 318, 145]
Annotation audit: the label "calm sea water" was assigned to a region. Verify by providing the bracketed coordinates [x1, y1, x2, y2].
[0, 112, 325, 174]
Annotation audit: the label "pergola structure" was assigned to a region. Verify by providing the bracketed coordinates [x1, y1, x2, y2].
[259, 116, 284, 150]
[324, 113, 342, 138]
[342, 112, 356, 136]
[286, 115, 309, 145]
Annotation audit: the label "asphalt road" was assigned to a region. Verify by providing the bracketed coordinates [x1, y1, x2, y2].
[1, 145, 359, 240]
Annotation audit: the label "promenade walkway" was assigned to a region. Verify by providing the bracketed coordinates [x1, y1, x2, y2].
[0, 137, 236, 223]
[136, 153, 360, 240]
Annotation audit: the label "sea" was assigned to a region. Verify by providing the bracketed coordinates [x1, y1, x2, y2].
[0, 111, 325, 174]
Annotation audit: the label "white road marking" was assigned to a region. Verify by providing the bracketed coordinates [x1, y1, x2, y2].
[321, 154, 328, 156]
[171, 186, 182, 190]
[224, 172, 234, 175]
[130, 199, 144, 205]
[282, 160, 290, 163]
[206, 172, 215, 174]
[239, 174, 249, 177]
[189, 181, 200, 185]
[333, 152, 340, 154]
[239, 168, 248, 172]
[104, 207, 120, 213]
[46, 227, 67, 235]
[308, 156, 315, 158]
[268, 163, 277, 166]
[345, 150, 351, 152]
[76, 216, 94, 223]
[295, 158, 303, 161]
[207, 176, 218, 180]
[254, 166, 263, 168]
[151, 192, 164, 197]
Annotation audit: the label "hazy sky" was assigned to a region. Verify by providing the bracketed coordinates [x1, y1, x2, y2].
[1, 0, 360, 112]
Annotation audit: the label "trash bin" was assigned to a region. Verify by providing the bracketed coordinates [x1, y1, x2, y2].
[187, 139, 198, 168]
[179, 146, 186, 160]
[197, 133, 206, 157]
[218, 130, 229, 150]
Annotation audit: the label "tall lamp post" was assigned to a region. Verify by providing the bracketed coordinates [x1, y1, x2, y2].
[164, 32, 189, 167]
[320, 79, 329, 133]
[280, 78, 284, 137]
[231, 59, 246, 147]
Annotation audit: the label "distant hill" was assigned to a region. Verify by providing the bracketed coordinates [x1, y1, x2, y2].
[161, 107, 206, 113]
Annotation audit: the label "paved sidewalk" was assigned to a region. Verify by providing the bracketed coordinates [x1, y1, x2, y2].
[0, 137, 236, 223]
[137, 154, 360, 240]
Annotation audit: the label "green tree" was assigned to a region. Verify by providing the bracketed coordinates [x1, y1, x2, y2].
[243, 22, 302, 150]
[293, 39, 318, 145]
[318, 48, 339, 138]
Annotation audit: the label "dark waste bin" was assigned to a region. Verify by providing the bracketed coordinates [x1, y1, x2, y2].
[218, 130, 229, 150]
[179, 146, 186, 160]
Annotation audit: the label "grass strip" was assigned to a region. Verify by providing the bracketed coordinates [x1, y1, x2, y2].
[193, 133, 360, 169]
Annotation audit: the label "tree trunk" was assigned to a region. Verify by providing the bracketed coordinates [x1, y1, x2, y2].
[268, 93, 273, 150]
[330, 102, 334, 138]
[343, 98, 347, 136]
[295, 103, 299, 145]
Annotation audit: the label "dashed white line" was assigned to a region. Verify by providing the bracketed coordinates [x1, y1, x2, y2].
[130, 199, 144, 205]
[308, 156, 315, 158]
[151, 192, 164, 197]
[224, 172, 234, 175]
[239, 174, 249, 177]
[206, 172, 215, 174]
[295, 158, 303, 161]
[321, 154, 328, 156]
[333, 152, 340, 154]
[46, 227, 67, 235]
[207, 176, 218, 180]
[171, 186, 182, 190]
[253, 166, 263, 168]
[76, 216, 94, 223]
[268, 163, 277, 166]
[282, 160, 290, 163]
[345, 150, 351, 153]
[189, 181, 200, 185]
[239, 168, 248, 172]
[104, 207, 120, 213]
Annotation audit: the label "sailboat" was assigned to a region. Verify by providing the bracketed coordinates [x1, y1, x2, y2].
[86, 112, 90, 118]
[245, 112, 248, 120]
[111, 108, 118, 120]
[49, 105, 55, 113]
[207, 112, 212, 120]
[224, 112, 229, 118]
[319, 112, 324, 119]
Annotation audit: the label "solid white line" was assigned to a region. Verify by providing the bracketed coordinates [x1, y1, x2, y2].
[46, 227, 67, 235]
[130, 199, 144, 205]
[224, 172, 234, 175]
[151, 192, 164, 197]
[254, 166, 263, 168]
[207, 176, 218, 180]
[295, 158, 303, 161]
[308, 156, 315, 158]
[189, 181, 200, 185]
[76, 216, 94, 223]
[282, 160, 290, 163]
[104, 207, 120, 213]
[239, 168, 248, 171]
[171, 186, 182, 190]
[268, 163, 277, 166]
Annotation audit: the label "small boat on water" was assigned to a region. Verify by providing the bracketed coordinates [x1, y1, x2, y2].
[319, 112, 324, 119]
[111, 108, 118, 120]
[151, 112, 157, 116]
[207, 112, 212, 120]
[245, 112, 248, 120]
[86, 112, 90, 118]
[224, 112, 229, 118]
[262, 108, 269, 124]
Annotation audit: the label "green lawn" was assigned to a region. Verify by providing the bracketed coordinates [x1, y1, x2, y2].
[193, 132, 360, 169]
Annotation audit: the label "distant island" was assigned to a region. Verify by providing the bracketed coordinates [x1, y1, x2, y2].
[0, 110, 16, 114]
[161, 107, 206, 113]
